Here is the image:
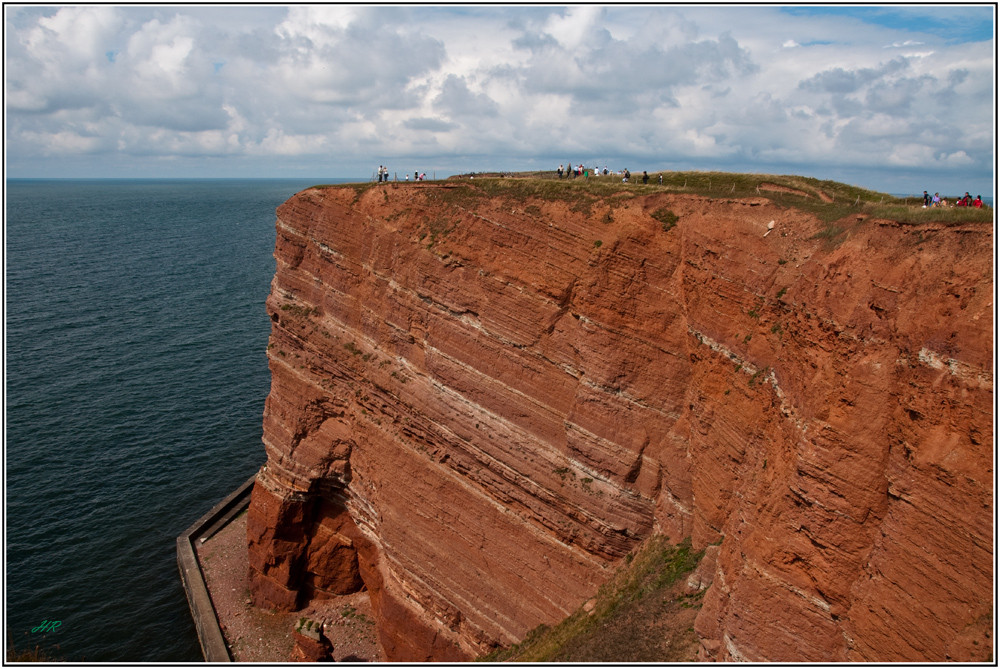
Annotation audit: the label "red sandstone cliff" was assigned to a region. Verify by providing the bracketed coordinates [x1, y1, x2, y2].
[247, 179, 993, 661]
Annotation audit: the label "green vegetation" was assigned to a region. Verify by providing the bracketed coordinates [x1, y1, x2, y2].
[651, 207, 679, 231]
[340, 604, 372, 625]
[811, 223, 845, 242]
[423, 216, 459, 247]
[280, 303, 319, 317]
[749, 365, 771, 387]
[479, 535, 704, 662]
[438, 171, 990, 226]
[319, 172, 991, 229]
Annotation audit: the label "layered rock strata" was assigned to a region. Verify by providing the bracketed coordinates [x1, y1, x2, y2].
[247, 180, 993, 661]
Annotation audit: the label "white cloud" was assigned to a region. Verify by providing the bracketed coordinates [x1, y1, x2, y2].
[3, 4, 994, 193]
[542, 5, 605, 51]
[943, 150, 975, 167]
[253, 128, 329, 156]
[22, 128, 106, 155]
[126, 18, 199, 96]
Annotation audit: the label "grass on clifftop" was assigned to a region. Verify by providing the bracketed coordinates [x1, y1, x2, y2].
[321, 171, 990, 227]
[441, 171, 992, 226]
[478, 535, 704, 663]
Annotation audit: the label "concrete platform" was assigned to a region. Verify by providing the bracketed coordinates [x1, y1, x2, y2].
[176, 473, 257, 662]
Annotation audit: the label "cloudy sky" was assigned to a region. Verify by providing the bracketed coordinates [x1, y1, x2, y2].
[4, 4, 995, 195]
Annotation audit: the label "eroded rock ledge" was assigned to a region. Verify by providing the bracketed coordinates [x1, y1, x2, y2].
[247, 181, 993, 662]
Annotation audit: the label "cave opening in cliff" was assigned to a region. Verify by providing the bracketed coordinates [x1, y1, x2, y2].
[297, 493, 368, 604]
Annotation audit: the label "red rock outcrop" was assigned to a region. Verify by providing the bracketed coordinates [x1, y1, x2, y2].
[247, 180, 993, 661]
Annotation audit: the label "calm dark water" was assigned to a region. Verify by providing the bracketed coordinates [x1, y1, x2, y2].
[5, 178, 352, 661]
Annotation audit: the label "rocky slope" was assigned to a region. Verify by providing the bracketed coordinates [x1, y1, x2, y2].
[246, 178, 993, 661]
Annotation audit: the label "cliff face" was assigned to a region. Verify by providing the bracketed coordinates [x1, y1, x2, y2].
[247, 180, 993, 662]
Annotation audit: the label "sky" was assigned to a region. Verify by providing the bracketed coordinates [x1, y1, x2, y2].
[4, 3, 996, 196]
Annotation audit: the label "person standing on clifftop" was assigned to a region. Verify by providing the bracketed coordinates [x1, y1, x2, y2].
[642, 171, 649, 184]
[558, 164, 563, 178]
[923, 190, 930, 207]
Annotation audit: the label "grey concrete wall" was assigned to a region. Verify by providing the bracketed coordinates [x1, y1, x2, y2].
[177, 473, 257, 662]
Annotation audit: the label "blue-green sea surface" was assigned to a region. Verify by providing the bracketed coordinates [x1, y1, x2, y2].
[5, 178, 354, 661]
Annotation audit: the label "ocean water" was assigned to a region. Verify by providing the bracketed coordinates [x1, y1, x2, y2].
[5, 178, 351, 661]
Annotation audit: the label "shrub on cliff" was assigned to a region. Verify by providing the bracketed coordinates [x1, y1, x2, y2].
[651, 208, 679, 232]
[479, 535, 704, 662]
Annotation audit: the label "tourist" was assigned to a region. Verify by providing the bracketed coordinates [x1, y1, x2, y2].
[973, 195, 984, 208]
[642, 171, 649, 184]
[931, 192, 941, 207]
[558, 164, 563, 178]
[659, 174, 663, 185]
[923, 190, 930, 207]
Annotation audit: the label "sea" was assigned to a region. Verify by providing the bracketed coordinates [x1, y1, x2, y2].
[5, 178, 356, 662]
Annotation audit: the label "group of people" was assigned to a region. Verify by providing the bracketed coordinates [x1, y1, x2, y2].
[557, 163, 621, 178]
[557, 163, 591, 178]
[923, 190, 984, 208]
[557, 164, 669, 186]
[376, 166, 429, 182]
